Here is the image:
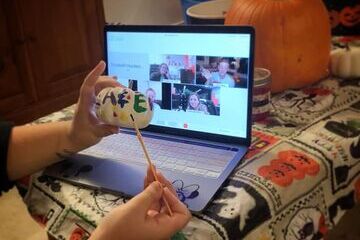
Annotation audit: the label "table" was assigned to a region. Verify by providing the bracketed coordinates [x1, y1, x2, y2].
[21, 76, 360, 240]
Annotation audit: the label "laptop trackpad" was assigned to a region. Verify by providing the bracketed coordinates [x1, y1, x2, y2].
[44, 155, 146, 196]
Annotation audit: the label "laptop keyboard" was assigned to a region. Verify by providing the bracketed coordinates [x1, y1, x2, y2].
[80, 132, 238, 179]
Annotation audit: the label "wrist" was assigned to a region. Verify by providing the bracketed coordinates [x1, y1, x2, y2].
[62, 121, 89, 153]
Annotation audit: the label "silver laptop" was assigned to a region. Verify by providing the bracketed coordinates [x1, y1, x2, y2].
[44, 25, 255, 212]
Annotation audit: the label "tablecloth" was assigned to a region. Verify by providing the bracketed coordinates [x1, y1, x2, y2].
[22, 76, 360, 240]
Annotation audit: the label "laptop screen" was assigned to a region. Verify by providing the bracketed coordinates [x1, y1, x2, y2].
[105, 25, 254, 144]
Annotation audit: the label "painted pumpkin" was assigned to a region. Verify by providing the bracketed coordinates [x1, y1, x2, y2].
[225, 0, 331, 93]
[278, 150, 320, 176]
[258, 164, 293, 187]
[330, 44, 360, 79]
[96, 87, 153, 129]
[339, 5, 360, 27]
[271, 158, 305, 180]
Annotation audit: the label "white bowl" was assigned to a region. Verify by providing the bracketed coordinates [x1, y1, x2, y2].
[186, 0, 233, 24]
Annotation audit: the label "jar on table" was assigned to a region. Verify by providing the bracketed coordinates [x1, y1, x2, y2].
[252, 68, 271, 122]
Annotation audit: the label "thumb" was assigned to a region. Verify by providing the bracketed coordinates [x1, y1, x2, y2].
[78, 61, 106, 111]
[127, 181, 163, 216]
[83, 61, 106, 89]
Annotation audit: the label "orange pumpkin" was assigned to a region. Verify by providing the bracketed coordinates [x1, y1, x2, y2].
[225, 0, 331, 93]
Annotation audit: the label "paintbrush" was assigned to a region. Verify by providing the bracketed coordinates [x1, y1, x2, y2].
[130, 114, 173, 216]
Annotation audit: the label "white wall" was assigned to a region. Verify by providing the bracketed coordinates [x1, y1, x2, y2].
[103, 0, 184, 25]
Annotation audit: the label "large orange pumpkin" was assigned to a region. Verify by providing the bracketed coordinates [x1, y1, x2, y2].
[225, 0, 331, 93]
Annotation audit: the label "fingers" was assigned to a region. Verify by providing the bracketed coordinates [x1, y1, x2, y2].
[157, 172, 177, 196]
[144, 166, 177, 196]
[143, 165, 151, 188]
[163, 187, 190, 218]
[144, 164, 158, 189]
[83, 61, 106, 89]
[144, 166, 177, 200]
[143, 167, 172, 214]
[148, 200, 162, 214]
[127, 181, 163, 217]
[154, 187, 191, 232]
[94, 76, 123, 95]
[93, 123, 120, 137]
[146, 164, 156, 182]
[147, 209, 159, 218]
[78, 61, 106, 112]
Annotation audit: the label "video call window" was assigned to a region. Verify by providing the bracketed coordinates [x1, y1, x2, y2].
[196, 56, 249, 88]
[171, 83, 220, 116]
[145, 86, 162, 111]
[149, 55, 196, 84]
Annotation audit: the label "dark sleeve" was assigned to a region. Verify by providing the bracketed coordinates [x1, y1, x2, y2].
[0, 121, 14, 194]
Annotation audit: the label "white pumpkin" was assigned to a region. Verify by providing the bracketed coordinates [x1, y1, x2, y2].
[330, 45, 360, 79]
[96, 87, 153, 129]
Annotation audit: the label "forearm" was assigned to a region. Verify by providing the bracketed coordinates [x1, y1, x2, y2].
[7, 121, 86, 180]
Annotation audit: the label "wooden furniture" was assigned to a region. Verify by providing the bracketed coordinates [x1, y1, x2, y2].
[0, 0, 105, 124]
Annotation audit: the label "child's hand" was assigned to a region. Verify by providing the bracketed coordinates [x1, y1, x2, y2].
[89, 181, 191, 240]
[144, 165, 179, 215]
[144, 165, 177, 196]
[68, 61, 122, 148]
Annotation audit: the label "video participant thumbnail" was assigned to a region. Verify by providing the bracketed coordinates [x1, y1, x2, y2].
[145, 87, 162, 111]
[171, 83, 220, 116]
[149, 54, 196, 84]
[196, 56, 249, 88]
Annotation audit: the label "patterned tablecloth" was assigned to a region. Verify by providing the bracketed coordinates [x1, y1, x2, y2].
[22, 76, 360, 240]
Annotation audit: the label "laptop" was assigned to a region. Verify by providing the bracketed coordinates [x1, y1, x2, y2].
[44, 25, 255, 212]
